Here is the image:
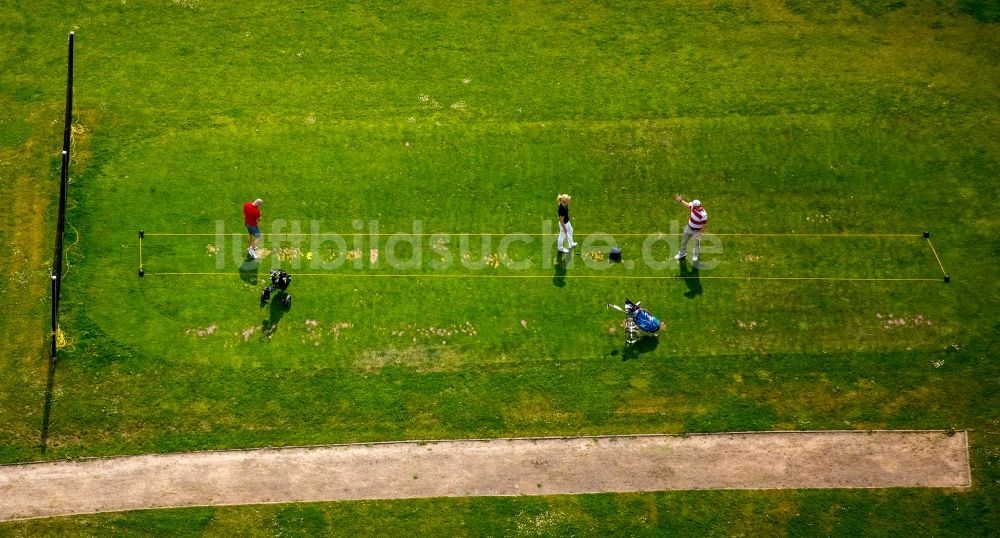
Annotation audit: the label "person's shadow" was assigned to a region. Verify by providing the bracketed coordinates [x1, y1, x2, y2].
[611, 334, 661, 361]
[261, 292, 287, 342]
[679, 258, 703, 298]
[239, 258, 260, 285]
[552, 251, 568, 287]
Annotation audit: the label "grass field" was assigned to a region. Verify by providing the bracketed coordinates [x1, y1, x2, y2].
[2, 0, 999, 535]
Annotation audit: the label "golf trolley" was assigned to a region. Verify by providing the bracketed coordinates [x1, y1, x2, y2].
[261, 269, 292, 309]
[607, 299, 663, 345]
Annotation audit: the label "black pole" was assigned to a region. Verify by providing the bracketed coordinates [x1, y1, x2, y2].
[49, 273, 58, 359]
[51, 149, 68, 361]
[51, 32, 73, 361]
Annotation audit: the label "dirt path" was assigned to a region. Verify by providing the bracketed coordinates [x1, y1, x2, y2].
[0, 430, 970, 522]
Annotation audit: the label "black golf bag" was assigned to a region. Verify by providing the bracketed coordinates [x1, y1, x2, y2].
[261, 269, 292, 308]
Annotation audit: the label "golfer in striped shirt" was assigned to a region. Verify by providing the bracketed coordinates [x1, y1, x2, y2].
[673, 195, 708, 263]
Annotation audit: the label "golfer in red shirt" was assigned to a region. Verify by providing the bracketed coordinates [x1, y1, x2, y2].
[243, 199, 263, 259]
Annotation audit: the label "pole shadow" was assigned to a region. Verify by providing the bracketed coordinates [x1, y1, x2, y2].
[39, 356, 57, 454]
[679, 258, 703, 298]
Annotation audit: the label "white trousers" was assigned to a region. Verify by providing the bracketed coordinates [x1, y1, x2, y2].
[678, 225, 702, 256]
[558, 221, 575, 249]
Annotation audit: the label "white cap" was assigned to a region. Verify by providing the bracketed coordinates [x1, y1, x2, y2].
[691, 199, 702, 207]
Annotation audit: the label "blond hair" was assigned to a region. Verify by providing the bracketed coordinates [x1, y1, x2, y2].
[556, 194, 571, 203]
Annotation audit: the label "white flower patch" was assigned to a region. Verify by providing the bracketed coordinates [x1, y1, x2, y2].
[515, 510, 572, 535]
[240, 326, 259, 342]
[186, 324, 217, 337]
[392, 321, 477, 340]
[301, 320, 322, 346]
[330, 322, 353, 339]
[878, 313, 932, 329]
[418, 94, 441, 109]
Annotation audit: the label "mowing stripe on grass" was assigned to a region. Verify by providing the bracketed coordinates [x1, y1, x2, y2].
[0, 430, 969, 522]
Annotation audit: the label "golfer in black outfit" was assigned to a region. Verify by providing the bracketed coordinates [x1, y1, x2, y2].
[557, 194, 576, 253]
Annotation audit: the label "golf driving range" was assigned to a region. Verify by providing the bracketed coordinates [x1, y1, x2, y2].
[1, 1, 998, 535]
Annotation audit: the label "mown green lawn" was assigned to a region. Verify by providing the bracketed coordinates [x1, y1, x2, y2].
[1, 0, 998, 535]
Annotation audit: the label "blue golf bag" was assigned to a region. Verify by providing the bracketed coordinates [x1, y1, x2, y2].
[608, 298, 663, 344]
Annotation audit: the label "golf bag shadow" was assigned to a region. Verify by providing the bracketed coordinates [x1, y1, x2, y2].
[261, 269, 292, 309]
[607, 298, 663, 345]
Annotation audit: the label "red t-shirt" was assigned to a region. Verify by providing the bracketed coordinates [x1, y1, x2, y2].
[243, 202, 261, 227]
